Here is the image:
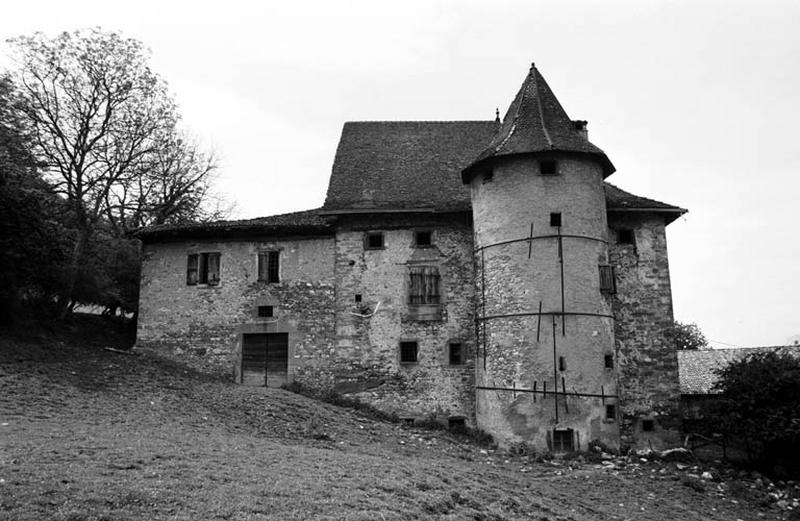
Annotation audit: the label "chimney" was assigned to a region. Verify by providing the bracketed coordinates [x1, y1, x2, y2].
[572, 120, 588, 141]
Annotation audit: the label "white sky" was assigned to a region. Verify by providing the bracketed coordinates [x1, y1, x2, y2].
[2, 0, 799, 348]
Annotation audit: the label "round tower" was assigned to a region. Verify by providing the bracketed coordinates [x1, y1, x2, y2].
[462, 64, 619, 452]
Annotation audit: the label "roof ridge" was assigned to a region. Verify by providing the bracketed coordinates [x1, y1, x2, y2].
[344, 120, 495, 124]
[531, 65, 554, 148]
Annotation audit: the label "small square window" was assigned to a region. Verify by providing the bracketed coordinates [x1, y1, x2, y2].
[642, 419, 655, 432]
[540, 160, 557, 175]
[617, 229, 635, 245]
[550, 212, 562, 227]
[354, 294, 362, 303]
[257, 305, 274, 318]
[414, 231, 432, 247]
[604, 354, 614, 369]
[365, 232, 384, 250]
[400, 341, 418, 364]
[448, 342, 463, 366]
[552, 429, 574, 452]
[448, 417, 466, 433]
[558, 356, 566, 372]
[483, 169, 494, 183]
[606, 404, 616, 420]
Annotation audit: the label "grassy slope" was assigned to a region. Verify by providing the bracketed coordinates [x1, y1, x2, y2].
[0, 318, 785, 520]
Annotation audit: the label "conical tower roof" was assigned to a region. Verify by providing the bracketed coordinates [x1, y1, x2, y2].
[462, 64, 615, 182]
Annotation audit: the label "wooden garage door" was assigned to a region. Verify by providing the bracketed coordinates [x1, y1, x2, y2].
[265, 333, 288, 388]
[241, 333, 289, 388]
[242, 334, 268, 386]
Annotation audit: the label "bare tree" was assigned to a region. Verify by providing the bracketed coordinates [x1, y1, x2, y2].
[105, 128, 225, 233]
[6, 28, 224, 313]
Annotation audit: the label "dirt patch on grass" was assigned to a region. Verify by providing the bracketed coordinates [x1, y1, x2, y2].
[0, 317, 790, 520]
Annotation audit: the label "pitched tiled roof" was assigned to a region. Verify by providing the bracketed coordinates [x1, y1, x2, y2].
[677, 346, 800, 394]
[135, 208, 334, 241]
[323, 121, 498, 212]
[462, 64, 614, 181]
[605, 183, 687, 223]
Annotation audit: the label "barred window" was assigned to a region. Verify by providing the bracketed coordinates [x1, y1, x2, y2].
[400, 341, 418, 364]
[409, 266, 440, 305]
[258, 251, 280, 283]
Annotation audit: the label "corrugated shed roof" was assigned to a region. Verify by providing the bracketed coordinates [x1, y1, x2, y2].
[678, 346, 800, 394]
[462, 64, 614, 181]
[323, 121, 498, 212]
[136, 208, 333, 241]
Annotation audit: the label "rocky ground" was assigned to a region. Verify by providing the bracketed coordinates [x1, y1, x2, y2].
[1, 317, 797, 520]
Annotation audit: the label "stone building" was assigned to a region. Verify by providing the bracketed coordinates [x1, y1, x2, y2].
[136, 64, 686, 451]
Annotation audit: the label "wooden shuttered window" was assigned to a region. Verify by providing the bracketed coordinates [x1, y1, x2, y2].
[187, 252, 221, 286]
[599, 265, 616, 294]
[258, 251, 280, 283]
[409, 266, 440, 305]
[187, 254, 199, 285]
[205, 252, 220, 285]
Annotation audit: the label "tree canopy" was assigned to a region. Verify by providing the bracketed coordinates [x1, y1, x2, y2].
[2, 28, 226, 318]
[668, 321, 708, 350]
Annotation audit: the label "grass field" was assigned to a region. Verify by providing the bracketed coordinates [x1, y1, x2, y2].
[0, 317, 790, 520]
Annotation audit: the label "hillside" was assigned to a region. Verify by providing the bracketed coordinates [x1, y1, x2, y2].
[0, 318, 793, 520]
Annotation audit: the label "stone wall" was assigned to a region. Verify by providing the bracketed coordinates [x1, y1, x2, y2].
[136, 235, 336, 378]
[291, 213, 477, 425]
[469, 155, 619, 450]
[608, 213, 681, 449]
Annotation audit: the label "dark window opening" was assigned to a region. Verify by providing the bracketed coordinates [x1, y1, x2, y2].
[617, 229, 635, 245]
[449, 342, 463, 366]
[414, 230, 432, 247]
[606, 404, 616, 420]
[483, 169, 494, 183]
[540, 160, 557, 175]
[400, 341, 418, 364]
[188, 252, 220, 286]
[604, 354, 614, 369]
[257, 305, 274, 318]
[552, 429, 574, 452]
[448, 417, 466, 433]
[354, 294, 362, 303]
[599, 265, 616, 294]
[258, 251, 280, 283]
[558, 356, 566, 372]
[642, 419, 655, 432]
[409, 266, 440, 305]
[365, 232, 384, 250]
[550, 212, 562, 227]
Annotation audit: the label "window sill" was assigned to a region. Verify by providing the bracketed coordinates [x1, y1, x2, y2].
[407, 304, 442, 321]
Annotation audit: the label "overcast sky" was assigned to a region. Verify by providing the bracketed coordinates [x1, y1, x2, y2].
[2, 0, 798, 348]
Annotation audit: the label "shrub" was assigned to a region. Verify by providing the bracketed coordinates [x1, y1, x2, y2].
[708, 350, 800, 475]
